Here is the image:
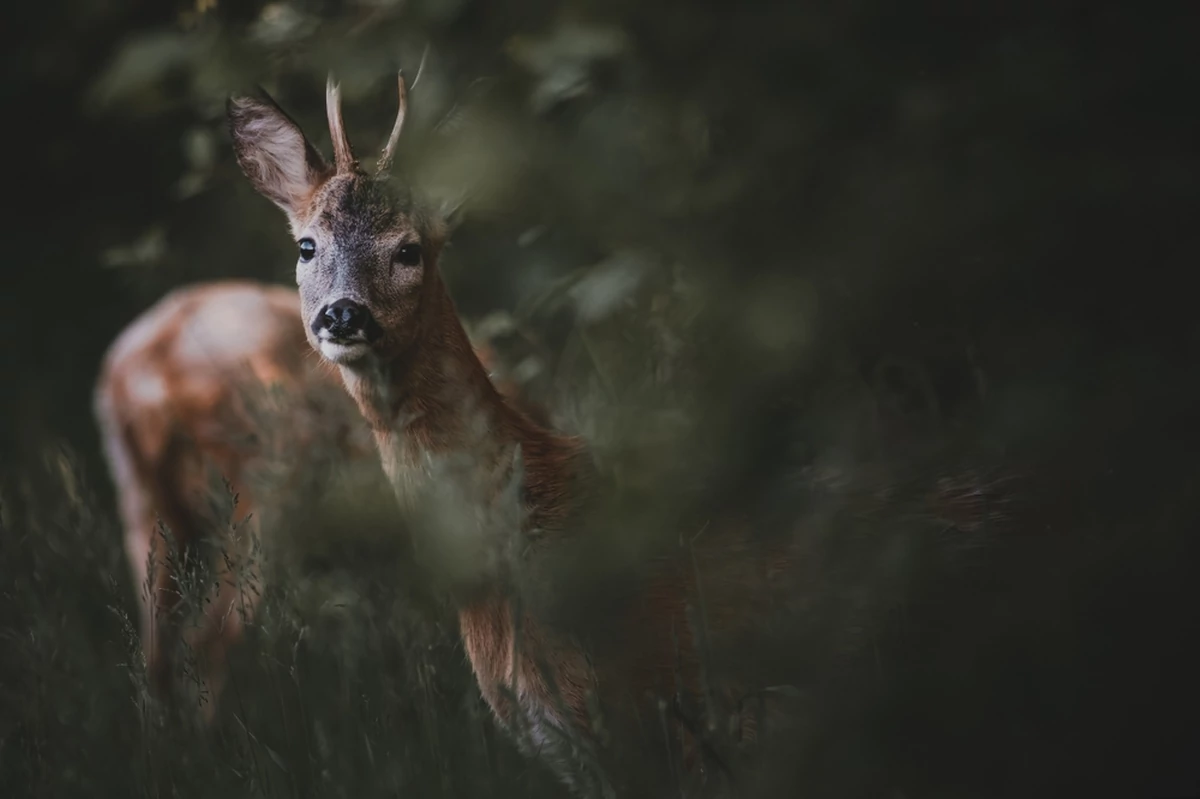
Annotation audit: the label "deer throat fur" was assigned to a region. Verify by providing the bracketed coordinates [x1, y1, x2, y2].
[332, 275, 600, 724]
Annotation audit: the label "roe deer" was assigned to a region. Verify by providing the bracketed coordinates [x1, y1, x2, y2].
[94, 279, 536, 724]
[226, 76, 807, 797]
[228, 76, 1020, 797]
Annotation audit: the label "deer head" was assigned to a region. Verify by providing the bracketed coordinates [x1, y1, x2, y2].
[228, 75, 447, 368]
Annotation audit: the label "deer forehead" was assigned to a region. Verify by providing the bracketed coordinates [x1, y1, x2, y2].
[304, 175, 426, 245]
[306, 176, 397, 233]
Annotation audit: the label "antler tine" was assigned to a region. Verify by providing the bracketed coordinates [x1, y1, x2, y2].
[325, 73, 356, 173]
[376, 71, 408, 176]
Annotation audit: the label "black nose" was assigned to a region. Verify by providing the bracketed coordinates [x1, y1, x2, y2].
[317, 298, 372, 337]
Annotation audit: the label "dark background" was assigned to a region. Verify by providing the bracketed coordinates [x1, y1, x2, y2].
[2, 1, 1198, 797]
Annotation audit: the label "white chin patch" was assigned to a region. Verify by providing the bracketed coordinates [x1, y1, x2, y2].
[319, 340, 372, 365]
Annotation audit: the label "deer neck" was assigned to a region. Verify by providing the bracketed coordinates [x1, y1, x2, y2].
[335, 276, 588, 533]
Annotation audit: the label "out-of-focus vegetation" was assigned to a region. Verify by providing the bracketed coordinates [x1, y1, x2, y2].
[2, 0, 1198, 797]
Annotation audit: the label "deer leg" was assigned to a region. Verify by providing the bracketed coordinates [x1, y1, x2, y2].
[184, 484, 263, 724]
[102, 408, 187, 706]
[124, 509, 186, 705]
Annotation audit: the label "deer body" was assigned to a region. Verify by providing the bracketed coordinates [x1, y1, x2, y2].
[228, 78, 801, 796]
[94, 280, 376, 719]
[95, 278, 534, 725]
[304, 263, 775, 796]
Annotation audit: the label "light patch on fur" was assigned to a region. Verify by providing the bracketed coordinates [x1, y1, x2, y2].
[318, 339, 371, 364]
[376, 429, 435, 513]
[127, 368, 169, 406]
[337, 362, 392, 423]
[174, 289, 289, 367]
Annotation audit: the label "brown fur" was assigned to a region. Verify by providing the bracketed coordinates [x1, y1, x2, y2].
[228, 79, 801, 796]
[94, 279, 536, 725]
[93, 280, 373, 721]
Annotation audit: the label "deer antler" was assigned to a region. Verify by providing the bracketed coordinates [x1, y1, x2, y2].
[376, 72, 408, 176]
[326, 74, 356, 173]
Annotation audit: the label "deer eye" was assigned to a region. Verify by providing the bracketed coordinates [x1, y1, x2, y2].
[394, 243, 422, 267]
[298, 238, 317, 262]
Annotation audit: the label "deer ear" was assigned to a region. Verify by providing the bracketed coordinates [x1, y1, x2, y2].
[227, 94, 330, 220]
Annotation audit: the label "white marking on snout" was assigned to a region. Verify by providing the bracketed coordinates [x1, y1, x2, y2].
[318, 339, 372, 365]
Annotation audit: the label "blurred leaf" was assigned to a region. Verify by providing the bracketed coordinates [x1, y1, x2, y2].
[100, 227, 167, 269]
[506, 21, 631, 112]
[86, 30, 208, 113]
[250, 3, 320, 47]
[567, 249, 651, 324]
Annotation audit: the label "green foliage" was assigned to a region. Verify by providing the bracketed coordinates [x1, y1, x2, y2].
[3, 1, 1199, 797]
